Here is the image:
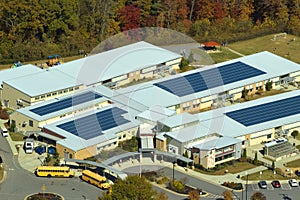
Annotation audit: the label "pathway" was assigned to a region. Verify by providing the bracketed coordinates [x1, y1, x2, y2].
[226, 47, 245, 57]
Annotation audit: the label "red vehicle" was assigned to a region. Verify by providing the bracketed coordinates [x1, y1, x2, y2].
[271, 180, 281, 188]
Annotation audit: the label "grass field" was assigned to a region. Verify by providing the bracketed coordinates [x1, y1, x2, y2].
[286, 159, 300, 168]
[228, 33, 300, 64]
[242, 169, 294, 180]
[194, 161, 256, 175]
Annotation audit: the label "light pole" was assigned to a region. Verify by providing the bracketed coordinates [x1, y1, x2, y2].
[245, 171, 248, 200]
[172, 161, 176, 184]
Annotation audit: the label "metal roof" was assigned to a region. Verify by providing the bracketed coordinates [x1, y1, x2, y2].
[0, 64, 42, 88]
[4, 69, 82, 97]
[193, 136, 241, 150]
[54, 41, 182, 86]
[158, 112, 199, 128]
[117, 51, 300, 108]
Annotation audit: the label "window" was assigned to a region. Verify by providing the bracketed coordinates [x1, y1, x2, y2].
[46, 94, 51, 97]
[35, 97, 40, 100]
[52, 92, 57, 95]
[69, 88, 74, 91]
[64, 90, 68, 93]
[12, 120, 16, 125]
[267, 134, 272, 139]
[41, 95, 45, 98]
[75, 87, 79, 90]
[29, 120, 33, 127]
[123, 134, 126, 138]
[58, 91, 63, 94]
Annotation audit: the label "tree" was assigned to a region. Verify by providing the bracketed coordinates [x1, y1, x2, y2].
[99, 175, 157, 200]
[242, 149, 247, 158]
[291, 130, 299, 139]
[157, 192, 168, 200]
[253, 152, 258, 165]
[265, 81, 273, 91]
[188, 189, 200, 200]
[223, 190, 233, 200]
[251, 192, 266, 200]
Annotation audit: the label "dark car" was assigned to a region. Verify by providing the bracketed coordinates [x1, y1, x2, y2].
[258, 180, 267, 189]
[35, 145, 46, 155]
[271, 180, 281, 188]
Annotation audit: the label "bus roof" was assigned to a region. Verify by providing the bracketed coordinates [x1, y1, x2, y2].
[36, 166, 70, 170]
[82, 170, 106, 181]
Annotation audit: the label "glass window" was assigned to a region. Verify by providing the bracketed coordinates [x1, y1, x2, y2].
[75, 87, 79, 90]
[46, 94, 51, 97]
[69, 88, 74, 91]
[267, 134, 272, 139]
[29, 120, 33, 127]
[41, 95, 45, 98]
[35, 97, 40, 100]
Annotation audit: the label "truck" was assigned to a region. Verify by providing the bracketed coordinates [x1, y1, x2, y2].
[24, 138, 34, 154]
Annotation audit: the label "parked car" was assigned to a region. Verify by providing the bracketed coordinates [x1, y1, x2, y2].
[295, 170, 300, 177]
[35, 145, 46, 155]
[1, 128, 8, 137]
[258, 180, 267, 189]
[289, 179, 298, 187]
[271, 180, 281, 188]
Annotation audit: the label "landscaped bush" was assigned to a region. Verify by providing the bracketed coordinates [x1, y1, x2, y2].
[222, 182, 243, 190]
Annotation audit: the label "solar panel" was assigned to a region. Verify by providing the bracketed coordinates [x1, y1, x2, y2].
[30, 91, 102, 116]
[57, 107, 130, 139]
[226, 95, 300, 126]
[154, 62, 266, 97]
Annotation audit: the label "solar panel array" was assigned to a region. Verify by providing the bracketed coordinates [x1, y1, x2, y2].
[154, 61, 266, 97]
[226, 95, 300, 126]
[30, 91, 102, 116]
[57, 107, 130, 140]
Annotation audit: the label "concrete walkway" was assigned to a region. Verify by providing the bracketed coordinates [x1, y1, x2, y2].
[226, 47, 245, 57]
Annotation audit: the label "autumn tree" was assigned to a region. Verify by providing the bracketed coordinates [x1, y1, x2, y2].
[99, 175, 157, 200]
[188, 189, 200, 200]
[223, 190, 233, 200]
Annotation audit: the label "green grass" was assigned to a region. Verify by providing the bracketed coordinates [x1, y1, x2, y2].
[194, 161, 256, 175]
[9, 132, 25, 141]
[242, 169, 295, 180]
[286, 159, 300, 168]
[208, 47, 241, 63]
[228, 34, 300, 64]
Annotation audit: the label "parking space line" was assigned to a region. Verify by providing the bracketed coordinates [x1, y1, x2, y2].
[267, 185, 274, 190]
[281, 183, 291, 190]
[252, 184, 259, 191]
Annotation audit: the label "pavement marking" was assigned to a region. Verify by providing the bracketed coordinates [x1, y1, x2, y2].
[251, 183, 259, 191]
[281, 183, 291, 190]
[267, 185, 274, 190]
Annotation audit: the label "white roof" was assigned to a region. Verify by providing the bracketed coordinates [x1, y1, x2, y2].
[0, 64, 42, 88]
[193, 136, 241, 150]
[54, 41, 181, 86]
[158, 112, 198, 128]
[43, 105, 140, 151]
[117, 51, 300, 108]
[197, 90, 300, 138]
[12, 89, 107, 122]
[4, 69, 82, 97]
[137, 105, 176, 123]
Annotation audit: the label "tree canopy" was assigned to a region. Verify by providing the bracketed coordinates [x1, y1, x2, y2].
[0, 0, 299, 63]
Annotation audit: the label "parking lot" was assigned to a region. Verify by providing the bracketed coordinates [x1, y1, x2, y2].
[249, 182, 294, 191]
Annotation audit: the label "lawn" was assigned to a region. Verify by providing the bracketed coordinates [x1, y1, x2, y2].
[10, 132, 25, 141]
[194, 161, 256, 175]
[0, 166, 3, 181]
[228, 33, 300, 64]
[241, 169, 294, 180]
[208, 47, 241, 63]
[286, 159, 300, 168]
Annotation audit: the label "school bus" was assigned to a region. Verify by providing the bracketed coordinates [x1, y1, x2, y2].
[81, 170, 111, 190]
[35, 166, 75, 178]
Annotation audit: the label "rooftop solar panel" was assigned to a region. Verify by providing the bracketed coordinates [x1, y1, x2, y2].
[226, 95, 300, 126]
[57, 107, 130, 140]
[30, 91, 102, 116]
[154, 61, 266, 97]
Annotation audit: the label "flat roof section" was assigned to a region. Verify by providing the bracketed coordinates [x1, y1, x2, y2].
[226, 95, 300, 126]
[56, 107, 129, 140]
[30, 91, 102, 116]
[154, 61, 266, 97]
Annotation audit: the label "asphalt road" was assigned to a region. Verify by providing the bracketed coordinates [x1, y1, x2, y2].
[124, 165, 300, 200]
[0, 136, 103, 200]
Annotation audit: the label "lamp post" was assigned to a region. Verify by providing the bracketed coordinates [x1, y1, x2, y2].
[245, 171, 248, 200]
[172, 161, 176, 184]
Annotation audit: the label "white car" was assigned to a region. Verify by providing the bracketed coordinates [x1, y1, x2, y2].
[1, 128, 8, 137]
[289, 179, 298, 187]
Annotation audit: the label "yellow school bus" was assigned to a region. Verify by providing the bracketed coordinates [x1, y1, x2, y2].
[35, 166, 75, 178]
[82, 170, 110, 190]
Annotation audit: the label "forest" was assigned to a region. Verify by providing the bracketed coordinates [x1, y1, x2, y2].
[0, 0, 299, 63]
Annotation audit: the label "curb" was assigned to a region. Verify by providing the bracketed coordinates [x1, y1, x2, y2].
[24, 192, 64, 200]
